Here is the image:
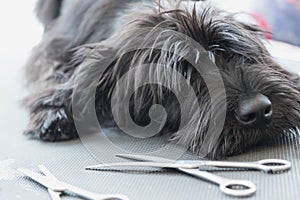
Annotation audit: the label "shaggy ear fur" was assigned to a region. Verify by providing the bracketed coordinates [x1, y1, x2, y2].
[35, 0, 63, 27]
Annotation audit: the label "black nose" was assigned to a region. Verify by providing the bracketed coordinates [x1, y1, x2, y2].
[235, 93, 272, 127]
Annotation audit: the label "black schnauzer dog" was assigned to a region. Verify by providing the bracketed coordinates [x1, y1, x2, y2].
[24, 0, 300, 159]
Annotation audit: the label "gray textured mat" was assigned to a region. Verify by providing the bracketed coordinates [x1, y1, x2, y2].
[1, 125, 300, 200]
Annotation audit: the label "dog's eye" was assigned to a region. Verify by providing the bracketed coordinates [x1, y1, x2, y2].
[227, 55, 234, 61]
[246, 59, 257, 65]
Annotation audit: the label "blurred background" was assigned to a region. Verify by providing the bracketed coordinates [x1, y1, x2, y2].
[212, 0, 300, 46]
[212, 0, 300, 63]
[0, 1, 42, 138]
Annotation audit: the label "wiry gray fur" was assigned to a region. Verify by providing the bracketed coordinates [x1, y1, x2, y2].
[24, 0, 300, 159]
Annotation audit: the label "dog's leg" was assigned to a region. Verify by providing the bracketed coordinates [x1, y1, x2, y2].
[23, 36, 78, 141]
[23, 44, 108, 141]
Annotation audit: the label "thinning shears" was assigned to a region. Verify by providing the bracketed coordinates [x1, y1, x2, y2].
[85, 154, 291, 197]
[19, 165, 129, 200]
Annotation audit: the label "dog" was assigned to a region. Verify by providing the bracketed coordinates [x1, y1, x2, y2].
[24, 0, 300, 159]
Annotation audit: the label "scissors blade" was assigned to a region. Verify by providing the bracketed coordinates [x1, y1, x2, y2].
[18, 168, 65, 192]
[38, 165, 62, 200]
[116, 154, 175, 163]
[38, 165, 59, 180]
[85, 161, 198, 170]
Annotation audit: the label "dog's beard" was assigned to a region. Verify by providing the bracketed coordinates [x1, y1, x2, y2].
[193, 65, 300, 159]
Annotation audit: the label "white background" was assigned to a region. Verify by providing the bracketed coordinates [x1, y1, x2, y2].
[0, 0, 42, 62]
[0, 0, 41, 132]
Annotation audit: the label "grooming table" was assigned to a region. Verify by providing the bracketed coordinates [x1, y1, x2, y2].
[0, 40, 299, 200]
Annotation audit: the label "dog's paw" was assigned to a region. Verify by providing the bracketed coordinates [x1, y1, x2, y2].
[24, 108, 78, 141]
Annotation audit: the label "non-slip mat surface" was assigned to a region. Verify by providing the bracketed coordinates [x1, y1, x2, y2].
[1, 124, 300, 200]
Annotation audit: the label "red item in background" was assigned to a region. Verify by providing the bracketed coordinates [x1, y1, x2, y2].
[251, 0, 300, 46]
[251, 13, 272, 39]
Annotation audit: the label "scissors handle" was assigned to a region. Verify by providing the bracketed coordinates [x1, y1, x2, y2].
[178, 168, 256, 197]
[220, 180, 256, 197]
[256, 159, 291, 173]
[204, 159, 291, 173]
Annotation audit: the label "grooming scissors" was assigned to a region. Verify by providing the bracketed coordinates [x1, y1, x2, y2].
[19, 165, 129, 200]
[85, 154, 291, 197]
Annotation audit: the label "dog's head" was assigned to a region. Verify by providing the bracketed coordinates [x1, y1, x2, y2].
[73, 0, 300, 159]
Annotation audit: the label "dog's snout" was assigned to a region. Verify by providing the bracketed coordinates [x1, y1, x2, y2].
[235, 93, 272, 127]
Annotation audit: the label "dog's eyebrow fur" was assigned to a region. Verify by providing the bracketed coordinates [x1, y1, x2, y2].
[123, 0, 269, 64]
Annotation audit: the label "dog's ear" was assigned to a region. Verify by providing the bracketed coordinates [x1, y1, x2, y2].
[35, 0, 63, 28]
[237, 21, 300, 87]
